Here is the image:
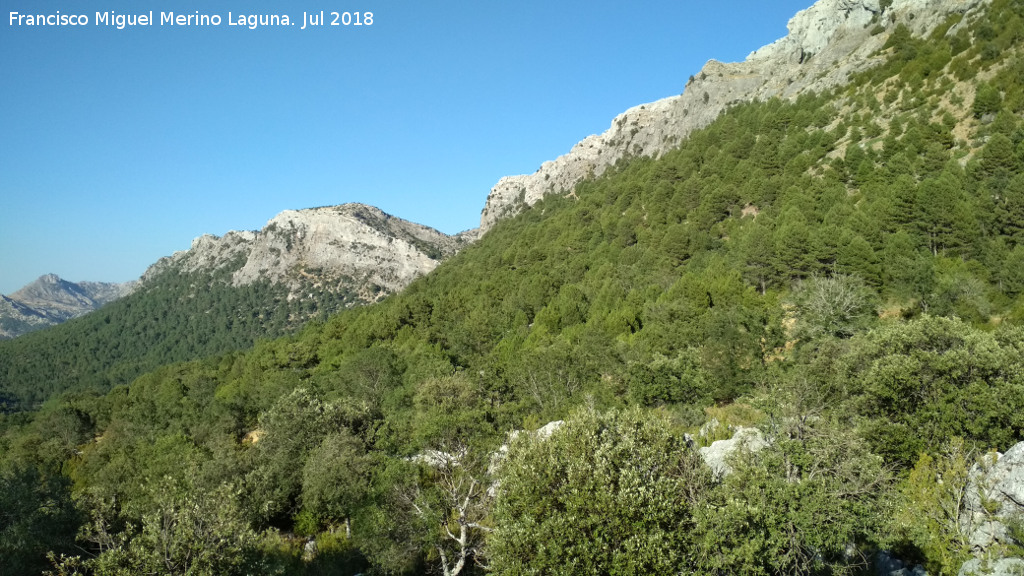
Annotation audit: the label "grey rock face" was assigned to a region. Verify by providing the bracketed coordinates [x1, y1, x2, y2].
[0, 274, 136, 339]
[142, 203, 465, 302]
[494, 420, 565, 461]
[479, 0, 990, 233]
[3, 204, 462, 339]
[412, 449, 465, 468]
[10, 273, 134, 312]
[956, 441, 1024, 576]
[698, 426, 768, 478]
[302, 539, 318, 562]
[959, 557, 1024, 576]
[960, 443, 1024, 550]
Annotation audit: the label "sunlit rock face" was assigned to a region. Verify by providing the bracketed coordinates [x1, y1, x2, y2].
[479, 0, 988, 233]
[142, 203, 467, 302]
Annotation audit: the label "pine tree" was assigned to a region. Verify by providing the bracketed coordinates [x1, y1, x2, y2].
[774, 210, 814, 281]
[838, 235, 882, 287]
[916, 172, 971, 256]
[979, 133, 1019, 180]
[882, 230, 925, 296]
[740, 220, 776, 294]
[996, 174, 1024, 243]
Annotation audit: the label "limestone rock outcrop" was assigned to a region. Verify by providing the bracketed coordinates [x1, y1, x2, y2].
[698, 426, 769, 478]
[957, 442, 1024, 575]
[487, 420, 565, 496]
[479, 0, 989, 233]
[142, 203, 467, 301]
[960, 442, 1024, 550]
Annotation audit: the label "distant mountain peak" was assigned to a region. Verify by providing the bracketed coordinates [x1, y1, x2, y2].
[0, 274, 136, 339]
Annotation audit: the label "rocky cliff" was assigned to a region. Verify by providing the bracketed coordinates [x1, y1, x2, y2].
[0, 274, 136, 339]
[142, 203, 467, 301]
[479, 0, 988, 232]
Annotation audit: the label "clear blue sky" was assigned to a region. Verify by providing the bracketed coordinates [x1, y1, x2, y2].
[1, 0, 812, 294]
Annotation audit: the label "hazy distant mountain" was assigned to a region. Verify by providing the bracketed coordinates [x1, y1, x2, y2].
[0, 274, 136, 339]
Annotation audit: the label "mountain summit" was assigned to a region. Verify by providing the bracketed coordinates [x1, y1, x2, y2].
[0, 203, 469, 407]
[142, 203, 467, 300]
[1, 204, 465, 341]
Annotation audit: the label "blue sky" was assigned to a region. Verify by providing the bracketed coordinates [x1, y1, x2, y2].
[1, 0, 812, 294]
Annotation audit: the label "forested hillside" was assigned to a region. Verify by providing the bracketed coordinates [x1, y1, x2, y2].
[4, 0, 1024, 574]
[0, 203, 461, 414]
[0, 260, 358, 412]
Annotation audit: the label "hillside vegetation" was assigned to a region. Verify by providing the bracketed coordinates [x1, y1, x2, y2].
[5, 1, 1024, 574]
[0, 259, 359, 412]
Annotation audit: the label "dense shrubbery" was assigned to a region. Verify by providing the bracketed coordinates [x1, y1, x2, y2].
[489, 408, 712, 576]
[695, 418, 891, 576]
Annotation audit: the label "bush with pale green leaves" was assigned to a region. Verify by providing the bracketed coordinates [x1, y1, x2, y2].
[488, 407, 713, 576]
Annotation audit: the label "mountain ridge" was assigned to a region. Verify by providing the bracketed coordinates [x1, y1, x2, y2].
[0, 274, 136, 339]
[478, 0, 988, 232]
[140, 202, 467, 301]
[2, 0, 985, 307]
[0, 203, 466, 407]
[0, 203, 465, 341]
